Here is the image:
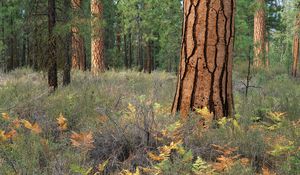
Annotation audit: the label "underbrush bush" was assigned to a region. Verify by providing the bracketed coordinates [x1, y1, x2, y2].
[0, 68, 299, 174]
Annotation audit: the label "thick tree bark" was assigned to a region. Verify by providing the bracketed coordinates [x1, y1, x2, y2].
[172, 0, 235, 119]
[71, 0, 86, 71]
[91, 0, 105, 75]
[48, 0, 58, 90]
[253, 0, 266, 67]
[292, 14, 300, 77]
[71, 27, 86, 70]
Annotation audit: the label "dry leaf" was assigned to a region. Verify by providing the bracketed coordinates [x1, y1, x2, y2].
[98, 115, 108, 124]
[22, 119, 33, 129]
[240, 158, 250, 166]
[22, 119, 42, 134]
[31, 123, 42, 134]
[0, 130, 7, 142]
[2, 113, 10, 120]
[12, 119, 21, 128]
[70, 131, 95, 151]
[147, 152, 165, 161]
[262, 166, 276, 175]
[213, 155, 235, 172]
[4, 129, 17, 139]
[56, 113, 68, 131]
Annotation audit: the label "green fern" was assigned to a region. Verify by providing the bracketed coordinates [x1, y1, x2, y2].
[192, 157, 216, 175]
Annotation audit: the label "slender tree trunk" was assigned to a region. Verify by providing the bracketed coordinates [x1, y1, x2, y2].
[137, 10, 143, 71]
[33, 27, 38, 70]
[71, 0, 86, 71]
[63, 33, 72, 85]
[91, 0, 105, 75]
[14, 35, 19, 68]
[116, 32, 121, 53]
[26, 33, 30, 66]
[129, 32, 132, 68]
[144, 41, 152, 74]
[48, 0, 58, 90]
[0, 1, 4, 69]
[151, 40, 155, 71]
[265, 40, 269, 68]
[7, 15, 14, 71]
[8, 37, 14, 71]
[21, 33, 27, 67]
[63, 0, 71, 86]
[253, 0, 266, 67]
[124, 34, 129, 69]
[292, 14, 300, 77]
[71, 27, 86, 70]
[172, 0, 235, 119]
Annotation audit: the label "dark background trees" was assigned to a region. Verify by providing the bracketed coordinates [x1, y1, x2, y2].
[0, 0, 298, 82]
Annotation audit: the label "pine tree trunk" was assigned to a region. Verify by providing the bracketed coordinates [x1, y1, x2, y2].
[63, 0, 71, 86]
[253, 0, 266, 67]
[129, 32, 132, 68]
[0, 1, 4, 70]
[71, 0, 86, 71]
[14, 36, 19, 68]
[63, 33, 72, 86]
[8, 36, 14, 71]
[292, 14, 300, 77]
[265, 40, 269, 68]
[117, 32, 121, 53]
[21, 36, 26, 67]
[71, 27, 86, 70]
[124, 34, 129, 69]
[172, 0, 235, 119]
[91, 0, 105, 75]
[144, 41, 152, 74]
[48, 0, 58, 90]
[7, 15, 14, 71]
[33, 27, 38, 71]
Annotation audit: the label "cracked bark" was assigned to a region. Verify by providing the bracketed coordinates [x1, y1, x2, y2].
[172, 0, 235, 119]
[71, 0, 86, 71]
[253, 0, 266, 67]
[91, 0, 105, 75]
[292, 13, 300, 77]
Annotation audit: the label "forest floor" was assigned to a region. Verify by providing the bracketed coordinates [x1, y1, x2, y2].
[0, 66, 299, 175]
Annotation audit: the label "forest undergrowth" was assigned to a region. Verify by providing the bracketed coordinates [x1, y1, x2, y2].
[0, 64, 299, 175]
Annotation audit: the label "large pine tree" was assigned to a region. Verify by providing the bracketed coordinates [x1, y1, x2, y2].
[48, 0, 58, 90]
[71, 0, 86, 71]
[253, 0, 266, 67]
[292, 13, 300, 77]
[91, 0, 105, 75]
[172, 0, 235, 119]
